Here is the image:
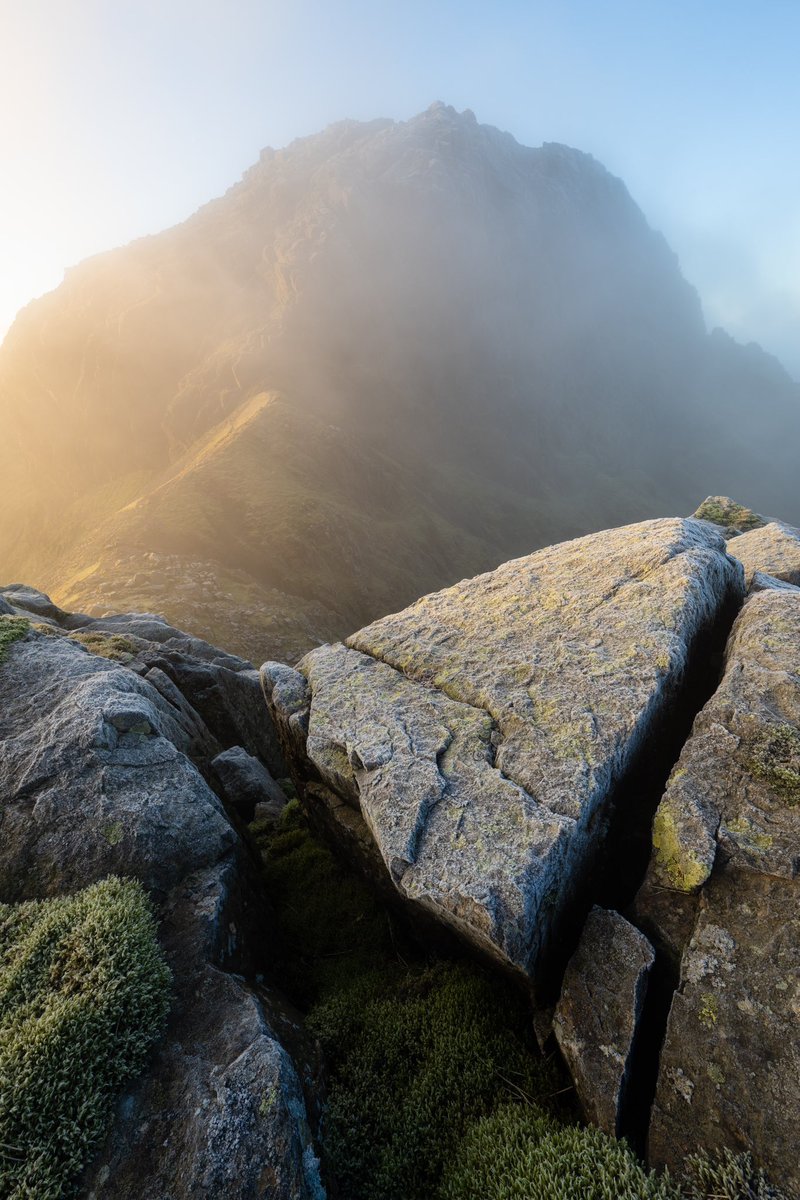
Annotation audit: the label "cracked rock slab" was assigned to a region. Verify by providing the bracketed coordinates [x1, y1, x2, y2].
[265, 518, 743, 980]
[636, 588, 800, 1193]
[553, 907, 654, 1136]
[729, 519, 800, 587]
[647, 590, 800, 896]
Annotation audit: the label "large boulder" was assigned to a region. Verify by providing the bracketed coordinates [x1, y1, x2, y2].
[0, 614, 324, 1198]
[263, 518, 743, 984]
[0, 629, 233, 899]
[634, 588, 800, 1193]
[727, 519, 800, 587]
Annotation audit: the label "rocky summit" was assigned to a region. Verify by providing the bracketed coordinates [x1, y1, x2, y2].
[1, 501, 799, 1197]
[263, 517, 743, 982]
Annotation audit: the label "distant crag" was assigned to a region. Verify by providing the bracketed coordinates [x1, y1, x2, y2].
[1, 106, 799, 661]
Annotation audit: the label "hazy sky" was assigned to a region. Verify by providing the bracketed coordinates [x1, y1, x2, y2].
[1, 0, 798, 375]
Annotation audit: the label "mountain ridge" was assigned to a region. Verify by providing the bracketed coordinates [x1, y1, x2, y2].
[1, 103, 798, 662]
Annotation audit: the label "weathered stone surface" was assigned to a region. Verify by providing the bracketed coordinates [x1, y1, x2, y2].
[649, 870, 799, 1194]
[266, 519, 743, 980]
[647, 590, 800, 897]
[553, 907, 654, 1136]
[0, 612, 323, 1197]
[749, 570, 800, 594]
[212, 745, 288, 821]
[729, 519, 800, 586]
[692, 495, 766, 538]
[0, 630, 234, 900]
[0, 586, 285, 774]
[637, 589, 800, 1192]
[0, 582, 87, 626]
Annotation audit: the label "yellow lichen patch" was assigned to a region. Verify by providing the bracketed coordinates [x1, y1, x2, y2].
[744, 723, 800, 807]
[698, 992, 719, 1027]
[652, 804, 709, 892]
[725, 815, 773, 852]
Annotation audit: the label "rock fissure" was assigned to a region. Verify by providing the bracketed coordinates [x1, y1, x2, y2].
[578, 580, 744, 1151]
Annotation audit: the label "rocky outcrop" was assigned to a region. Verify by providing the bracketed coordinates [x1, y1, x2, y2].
[553, 908, 655, 1137]
[728, 519, 800, 587]
[0, 596, 323, 1199]
[632, 588, 800, 1192]
[264, 518, 743, 984]
[0, 585, 285, 776]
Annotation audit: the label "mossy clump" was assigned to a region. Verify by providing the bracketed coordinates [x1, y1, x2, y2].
[0, 616, 29, 664]
[683, 1149, 791, 1200]
[439, 1104, 681, 1200]
[745, 723, 800, 806]
[0, 876, 171, 1200]
[693, 497, 765, 534]
[252, 799, 394, 1004]
[309, 965, 563, 1200]
[69, 631, 138, 663]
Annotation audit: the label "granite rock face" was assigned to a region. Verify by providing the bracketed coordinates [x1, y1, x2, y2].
[728, 519, 800, 587]
[635, 588, 800, 1193]
[553, 907, 655, 1136]
[0, 603, 322, 1200]
[264, 518, 743, 981]
[648, 870, 799, 1193]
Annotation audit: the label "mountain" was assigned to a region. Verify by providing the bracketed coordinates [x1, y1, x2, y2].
[1, 102, 798, 662]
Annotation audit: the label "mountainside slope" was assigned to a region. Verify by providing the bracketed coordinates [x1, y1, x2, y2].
[1, 103, 798, 661]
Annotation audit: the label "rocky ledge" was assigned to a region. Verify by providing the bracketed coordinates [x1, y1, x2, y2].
[263, 508, 800, 1195]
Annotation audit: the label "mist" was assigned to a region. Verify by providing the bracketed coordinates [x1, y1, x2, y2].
[0, 104, 797, 664]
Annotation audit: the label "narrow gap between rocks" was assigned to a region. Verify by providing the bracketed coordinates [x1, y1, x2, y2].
[592, 586, 744, 1154]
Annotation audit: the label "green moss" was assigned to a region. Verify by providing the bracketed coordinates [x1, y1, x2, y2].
[683, 1149, 791, 1200]
[0, 616, 29, 665]
[439, 1104, 681, 1200]
[103, 821, 125, 846]
[745, 724, 800, 806]
[309, 964, 563, 1200]
[69, 631, 138, 663]
[0, 876, 171, 1200]
[251, 799, 394, 1005]
[693, 497, 765, 533]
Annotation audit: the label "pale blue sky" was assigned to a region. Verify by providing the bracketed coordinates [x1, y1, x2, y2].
[1, 0, 798, 374]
